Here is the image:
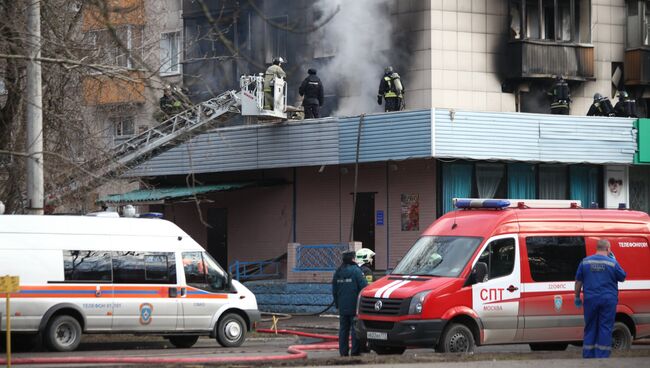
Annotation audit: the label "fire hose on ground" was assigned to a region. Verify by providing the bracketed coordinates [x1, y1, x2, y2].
[0, 327, 339, 365]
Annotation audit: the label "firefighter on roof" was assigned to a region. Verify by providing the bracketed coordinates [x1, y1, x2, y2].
[299, 68, 324, 119]
[264, 57, 286, 110]
[614, 90, 638, 118]
[378, 66, 404, 112]
[548, 75, 571, 115]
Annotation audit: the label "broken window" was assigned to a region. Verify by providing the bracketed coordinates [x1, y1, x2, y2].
[511, 0, 591, 43]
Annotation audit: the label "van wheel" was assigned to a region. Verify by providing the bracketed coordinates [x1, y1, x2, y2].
[612, 322, 632, 351]
[370, 344, 406, 355]
[529, 343, 568, 351]
[168, 335, 199, 348]
[216, 313, 246, 347]
[437, 323, 475, 353]
[44, 315, 82, 352]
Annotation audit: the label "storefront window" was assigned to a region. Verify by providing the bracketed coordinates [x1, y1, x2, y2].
[629, 166, 650, 213]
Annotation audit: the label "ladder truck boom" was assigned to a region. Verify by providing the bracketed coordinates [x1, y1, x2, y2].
[47, 90, 241, 205]
[47, 74, 292, 207]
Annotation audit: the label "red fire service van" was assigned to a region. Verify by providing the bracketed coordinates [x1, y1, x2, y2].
[356, 199, 650, 354]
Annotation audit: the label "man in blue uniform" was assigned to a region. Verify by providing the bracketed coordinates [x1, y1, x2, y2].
[332, 250, 368, 356]
[574, 239, 626, 358]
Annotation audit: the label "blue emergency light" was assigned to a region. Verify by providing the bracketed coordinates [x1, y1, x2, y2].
[139, 212, 163, 219]
[454, 198, 511, 209]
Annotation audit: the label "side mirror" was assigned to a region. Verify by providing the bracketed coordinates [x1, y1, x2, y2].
[227, 272, 234, 290]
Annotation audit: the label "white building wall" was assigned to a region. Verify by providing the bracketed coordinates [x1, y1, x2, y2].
[429, 0, 627, 115]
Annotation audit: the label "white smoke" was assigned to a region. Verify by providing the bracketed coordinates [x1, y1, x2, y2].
[314, 0, 393, 116]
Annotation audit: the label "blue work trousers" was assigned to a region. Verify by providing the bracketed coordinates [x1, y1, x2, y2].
[339, 314, 360, 356]
[583, 297, 616, 358]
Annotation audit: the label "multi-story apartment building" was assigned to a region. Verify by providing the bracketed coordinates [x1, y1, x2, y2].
[92, 1, 650, 287]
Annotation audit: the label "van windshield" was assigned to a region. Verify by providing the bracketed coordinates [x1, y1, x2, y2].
[392, 236, 483, 277]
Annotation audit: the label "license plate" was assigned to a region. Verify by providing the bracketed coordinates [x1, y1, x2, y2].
[367, 331, 388, 340]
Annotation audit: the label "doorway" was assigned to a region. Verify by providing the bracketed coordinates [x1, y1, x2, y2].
[353, 193, 375, 252]
[207, 208, 228, 267]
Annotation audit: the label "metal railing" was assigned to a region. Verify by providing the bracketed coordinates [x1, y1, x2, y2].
[229, 260, 281, 281]
[294, 244, 348, 272]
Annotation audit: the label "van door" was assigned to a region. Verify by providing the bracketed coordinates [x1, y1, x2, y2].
[111, 252, 180, 332]
[471, 235, 521, 344]
[181, 251, 230, 331]
[521, 236, 586, 342]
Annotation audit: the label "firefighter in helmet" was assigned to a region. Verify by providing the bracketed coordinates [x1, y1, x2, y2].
[355, 248, 376, 283]
[587, 93, 615, 117]
[614, 90, 638, 118]
[548, 75, 571, 115]
[264, 57, 287, 110]
[378, 66, 404, 112]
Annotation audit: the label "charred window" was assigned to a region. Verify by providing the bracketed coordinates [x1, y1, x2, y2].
[63, 250, 112, 282]
[627, 1, 650, 47]
[510, 0, 591, 43]
[526, 236, 586, 282]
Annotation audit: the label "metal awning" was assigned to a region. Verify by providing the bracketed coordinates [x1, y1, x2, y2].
[98, 182, 261, 205]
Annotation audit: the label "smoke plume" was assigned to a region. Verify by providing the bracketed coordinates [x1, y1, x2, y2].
[314, 0, 393, 116]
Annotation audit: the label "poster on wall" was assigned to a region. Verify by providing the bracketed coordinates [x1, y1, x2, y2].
[605, 165, 629, 209]
[401, 194, 419, 231]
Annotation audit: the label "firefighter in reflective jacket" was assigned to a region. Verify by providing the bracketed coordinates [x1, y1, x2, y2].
[332, 250, 368, 356]
[614, 90, 638, 118]
[378, 66, 404, 112]
[355, 248, 375, 283]
[264, 57, 286, 110]
[574, 239, 626, 359]
[548, 75, 571, 115]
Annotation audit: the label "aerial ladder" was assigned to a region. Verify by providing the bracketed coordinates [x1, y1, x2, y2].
[47, 75, 292, 205]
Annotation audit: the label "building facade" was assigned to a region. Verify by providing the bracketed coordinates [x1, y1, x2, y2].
[95, 1, 650, 279]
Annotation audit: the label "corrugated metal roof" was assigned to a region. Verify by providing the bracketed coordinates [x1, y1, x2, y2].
[339, 110, 431, 164]
[434, 109, 636, 164]
[99, 182, 258, 204]
[126, 108, 638, 178]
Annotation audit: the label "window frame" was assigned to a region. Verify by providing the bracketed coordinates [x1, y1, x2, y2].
[62, 250, 113, 283]
[525, 235, 587, 282]
[160, 31, 181, 76]
[112, 116, 135, 138]
[477, 237, 517, 281]
[510, 0, 591, 43]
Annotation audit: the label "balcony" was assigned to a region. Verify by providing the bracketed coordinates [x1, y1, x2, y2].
[624, 49, 650, 86]
[82, 71, 145, 106]
[504, 40, 595, 81]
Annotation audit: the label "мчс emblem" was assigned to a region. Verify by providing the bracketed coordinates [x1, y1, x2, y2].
[374, 300, 383, 312]
[140, 303, 153, 325]
[554, 295, 563, 312]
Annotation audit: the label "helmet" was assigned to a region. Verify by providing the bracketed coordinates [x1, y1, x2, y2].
[619, 90, 629, 99]
[593, 93, 603, 101]
[307, 68, 317, 75]
[355, 248, 375, 266]
[273, 57, 286, 65]
[384, 66, 394, 74]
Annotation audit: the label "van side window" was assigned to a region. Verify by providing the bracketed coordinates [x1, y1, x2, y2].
[477, 238, 515, 280]
[112, 251, 176, 284]
[63, 250, 112, 282]
[182, 251, 226, 292]
[525, 236, 586, 282]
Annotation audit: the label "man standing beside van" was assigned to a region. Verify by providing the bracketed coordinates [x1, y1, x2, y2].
[574, 239, 626, 358]
[332, 250, 368, 356]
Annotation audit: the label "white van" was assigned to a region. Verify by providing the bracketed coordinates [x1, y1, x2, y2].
[0, 215, 260, 352]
